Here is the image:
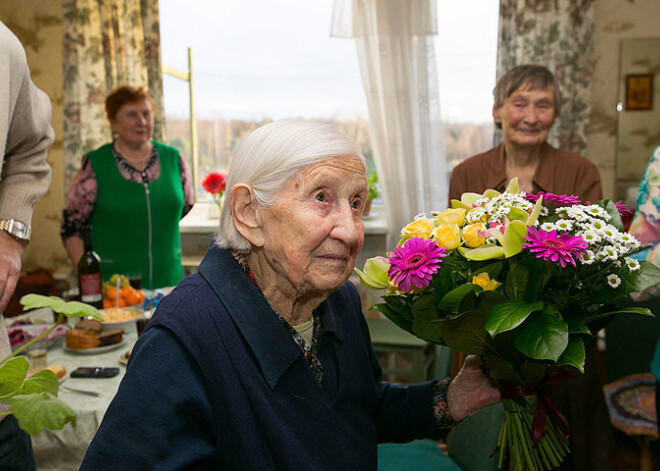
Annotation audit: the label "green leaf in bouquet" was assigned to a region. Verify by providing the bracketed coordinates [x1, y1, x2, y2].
[460, 192, 485, 207]
[512, 306, 569, 362]
[383, 295, 413, 321]
[507, 207, 529, 222]
[522, 258, 552, 302]
[0, 357, 29, 399]
[371, 303, 414, 334]
[483, 189, 501, 199]
[519, 361, 550, 384]
[597, 200, 623, 231]
[19, 294, 101, 320]
[633, 261, 660, 292]
[504, 260, 529, 299]
[527, 197, 543, 226]
[437, 284, 482, 313]
[584, 306, 654, 324]
[19, 369, 58, 397]
[8, 392, 76, 436]
[482, 352, 524, 383]
[440, 311, 490, 354]
[503, 220, 528, 257]
[411, 295, 445, 343]
[475, 290, 508, 315]
[485, 299, 544, 337]
[472, 261, 504, 280]
[565, 313, 592, 335]
[505, 177, 519, 193]
[557, 336, 586, 373]
[459, 245, 505, 261]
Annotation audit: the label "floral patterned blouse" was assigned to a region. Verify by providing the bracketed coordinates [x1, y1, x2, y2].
[629, 147, 660, 266]
[60, 142, 195, 241]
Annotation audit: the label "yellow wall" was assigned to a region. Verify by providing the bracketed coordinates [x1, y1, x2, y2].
[589, 0, 660, 200]
[0, 2, 68, 276]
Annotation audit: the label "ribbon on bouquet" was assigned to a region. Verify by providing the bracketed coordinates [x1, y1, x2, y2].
[500, 366, 576, 448]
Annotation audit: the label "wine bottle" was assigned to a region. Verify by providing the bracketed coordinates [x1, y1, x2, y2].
[78, 226, 103, 309]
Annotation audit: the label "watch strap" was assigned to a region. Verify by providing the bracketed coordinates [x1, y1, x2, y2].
[0, 219, 31, 242]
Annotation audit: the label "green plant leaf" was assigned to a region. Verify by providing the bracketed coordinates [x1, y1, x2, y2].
[371, 303, 413, 334]
[527, 198, 543, 226]
[0, 357, 28, 399]
[451, 199, 471, 210]
[598, 200, 623, 231]
[504, 260, 529, 299]
[634, 261, 660, 292]
[557, 336, 586, 373]
[20, 370, 58, 397]
[507, 207, 529, 222]
[485, 299, 544, 337]
[565, 313, 591, 335]
[584, 306, 654, 323]
[503, 220, 528, 257]
[8, 393, 76, 436]
[522, 258, 551, 302]
[440, 311, 490, 354]
[460, 246, 505, 261]
[475, 291, 508, 315]
[383, 295, 413, 321]
[19, 294, 101, 320]
[473, 261, 504, 280]
[483, 189, 501, 199]
[505, 178, 519, 194]
[512, 308, 569, 362]
[438, 284, 482, 313]
[460, 192, 484, 207]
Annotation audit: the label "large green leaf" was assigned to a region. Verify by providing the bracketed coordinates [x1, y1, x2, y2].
[20, 294, 101, 320]
[412, 297, 445, 343]
[565, 313, 591, 335]
[0, 357, 28, 399]
[634, 261, 660, 292]
[383, 295, 413, 321]
[512, 308, 569, 362]
[598, 200, 623, 231]
[485, 299, 544, 337]
[584, 306, 654, 324]
[20, 369, 58, 397]
[557, 336, 586, 373]
[9, 393, 76, 436]
[475, 291, 508, 315]
[437, 284, 482, 313]
[371, 303, 413, 334]
[473, 261, 504, 280]
[523, 258, 551, 302]
[440, 312, 490, 354]
[504, 261, 529, 299]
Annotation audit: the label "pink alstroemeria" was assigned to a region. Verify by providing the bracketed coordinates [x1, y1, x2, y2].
[388, 237, 446, 292]
[525, 192, 581, 207]
[523, 227, 588, 267]
[615, 200, 633, 219]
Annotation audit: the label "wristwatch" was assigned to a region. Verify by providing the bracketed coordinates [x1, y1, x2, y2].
[0, 219, 31, 242]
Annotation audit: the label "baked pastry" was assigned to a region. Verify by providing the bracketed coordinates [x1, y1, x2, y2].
[75, 319, 102, 334]
[98, 328, 124, 346]
[66, 329, 100, 349]
[46, 364, 67, 380]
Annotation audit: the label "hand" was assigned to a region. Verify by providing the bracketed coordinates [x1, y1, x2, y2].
[0, 230, 26, 313]
[447, 354, 501, 422]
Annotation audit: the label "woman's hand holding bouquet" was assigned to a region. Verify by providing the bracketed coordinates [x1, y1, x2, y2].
[356, 179, 660, 471]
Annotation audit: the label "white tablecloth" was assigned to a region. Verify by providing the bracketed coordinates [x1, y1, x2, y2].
[21, 313, 138, 471]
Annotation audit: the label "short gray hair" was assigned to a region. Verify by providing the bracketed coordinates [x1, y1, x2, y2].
[215, 120, 366, 252]
[493, 65, 561, 126]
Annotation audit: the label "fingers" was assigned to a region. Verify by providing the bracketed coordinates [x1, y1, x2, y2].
[0, 232, 24, 314]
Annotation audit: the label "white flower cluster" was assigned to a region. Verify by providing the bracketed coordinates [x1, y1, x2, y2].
[465, 192, 534, 225]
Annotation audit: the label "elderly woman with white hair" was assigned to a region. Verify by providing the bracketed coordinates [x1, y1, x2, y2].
[81, 120, 499, 470]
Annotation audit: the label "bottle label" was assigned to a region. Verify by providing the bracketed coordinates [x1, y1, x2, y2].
[80, 273, 102, 302]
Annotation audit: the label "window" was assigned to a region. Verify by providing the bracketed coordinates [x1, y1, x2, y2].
[159, 0, 372, 202]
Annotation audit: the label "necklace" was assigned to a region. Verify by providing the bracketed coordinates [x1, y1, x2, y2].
[114, 141, 152, 169]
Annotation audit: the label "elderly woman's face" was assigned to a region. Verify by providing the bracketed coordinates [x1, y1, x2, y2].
[259, 155, 367, 295]
[494, 84, 556, 149]
[110, 98, 154, 147]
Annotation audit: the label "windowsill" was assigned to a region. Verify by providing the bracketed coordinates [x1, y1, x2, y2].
[179, 202, 389, 235]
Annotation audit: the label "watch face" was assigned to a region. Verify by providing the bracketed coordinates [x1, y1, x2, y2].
[0, 219, 30, 241]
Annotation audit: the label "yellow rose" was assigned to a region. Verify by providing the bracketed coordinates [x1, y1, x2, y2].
[401, 218, 435, 240]
[432, 224, 461, 250]
[472, 272, 502, 291]
[433, 208, 466, 226]
[462, 223, 486, 248]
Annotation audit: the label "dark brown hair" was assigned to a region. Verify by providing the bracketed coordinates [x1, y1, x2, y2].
[105, 86, 155, 121]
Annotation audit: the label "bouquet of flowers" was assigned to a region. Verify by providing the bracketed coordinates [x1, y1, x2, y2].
[201, 171, 228, 210]
[356, 179, 660, 471]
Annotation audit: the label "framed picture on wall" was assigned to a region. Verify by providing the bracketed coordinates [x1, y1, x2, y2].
[625, 74, 654, 110]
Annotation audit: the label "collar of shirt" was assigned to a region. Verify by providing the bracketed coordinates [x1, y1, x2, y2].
[198, 245, 345, 390]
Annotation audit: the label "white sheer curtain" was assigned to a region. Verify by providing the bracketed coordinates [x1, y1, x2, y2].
[331, 0, 446, 245]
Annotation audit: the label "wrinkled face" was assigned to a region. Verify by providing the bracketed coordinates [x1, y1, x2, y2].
[494, 84, 556, 149]
[110, 99, 154, 147]
[259, 155, 367, 295]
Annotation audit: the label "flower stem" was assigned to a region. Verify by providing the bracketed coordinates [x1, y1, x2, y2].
[0, 314, 64, 365]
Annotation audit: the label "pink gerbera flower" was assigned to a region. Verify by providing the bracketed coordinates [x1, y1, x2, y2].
[523, 227, 588, 267]
[388, 237, 446, 292]
[524, 192, 581, 207]
[615, 200, 633, 218]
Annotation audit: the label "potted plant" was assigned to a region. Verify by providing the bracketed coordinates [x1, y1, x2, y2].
[364, 170, 380, 217]
[0, 295, 101, 435]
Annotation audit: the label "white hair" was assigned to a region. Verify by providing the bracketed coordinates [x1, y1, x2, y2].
[215, 120, 367, 252]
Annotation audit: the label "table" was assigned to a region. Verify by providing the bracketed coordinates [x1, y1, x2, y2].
[17, 312, 137, 471]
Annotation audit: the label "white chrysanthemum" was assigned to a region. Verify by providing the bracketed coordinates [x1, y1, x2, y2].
[584, 205, 611, 220]
[540, 207, 550, 217]
[590, 219, 606, 231]
[540, 222, 556, 232]
[580, 230, 602, 245]
[580, 250, 596, 265]
[620, 233, 641, 249]
[413, 213, 427, 220]
[607, 274, 621, 288]
[597, 245, 620, 261]
[601, 224, 622, 243]
[555, 219, 573, 231]
[626, 257, 641, 272]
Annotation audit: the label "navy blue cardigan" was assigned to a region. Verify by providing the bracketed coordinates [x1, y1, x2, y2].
[81, 246, 437, 470]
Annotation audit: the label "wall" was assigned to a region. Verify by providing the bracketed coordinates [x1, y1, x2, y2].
[0, 2, 68, 275]
[588, 0, 660, 200]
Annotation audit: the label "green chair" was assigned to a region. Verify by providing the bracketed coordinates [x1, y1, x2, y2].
[378, 440, 461, 471]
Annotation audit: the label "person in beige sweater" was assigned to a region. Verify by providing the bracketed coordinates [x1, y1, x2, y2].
[0, 20, 53, 471]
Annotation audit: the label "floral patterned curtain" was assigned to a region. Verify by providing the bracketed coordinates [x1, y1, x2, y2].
[62, 0, 163, 188]
[496, 0, 595, 155]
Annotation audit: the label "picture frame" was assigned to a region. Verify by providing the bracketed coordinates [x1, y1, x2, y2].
[625, 74, 654, 110]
